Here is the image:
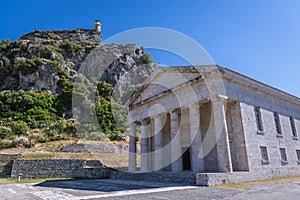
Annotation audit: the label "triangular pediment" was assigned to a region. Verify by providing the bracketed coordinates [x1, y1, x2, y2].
[130, 67, 204, 105]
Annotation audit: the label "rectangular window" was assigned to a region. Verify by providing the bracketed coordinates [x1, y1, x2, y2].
[280, 148, 287, 161]
[280, 148, 288, 165]
[274, 112, 282, 136]
[290, 116, 298, 138]
[260, 146, 269, 164]
[296, 150, 300, 164]
[254, 106, 264, 133]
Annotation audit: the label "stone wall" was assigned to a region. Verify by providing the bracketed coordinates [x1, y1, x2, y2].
[56, 143, 140, 154]
[110, 171, 196, 185]
[196, 169, 300, 186]
[11, 159, 110, 179]
[0, 154, 20, 178]
[240, 102, 300, 172]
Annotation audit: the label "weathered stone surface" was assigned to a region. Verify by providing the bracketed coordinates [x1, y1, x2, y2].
[56, 143, 140, 154]
[0, 154, 20, 178]
[20, 29, 102, 45]
[11, 159, 110, 179]
[110, 171, 196, 185]
[127, 65, 300, 185]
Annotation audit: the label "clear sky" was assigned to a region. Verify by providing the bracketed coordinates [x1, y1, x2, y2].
[1, 0, 300, 97]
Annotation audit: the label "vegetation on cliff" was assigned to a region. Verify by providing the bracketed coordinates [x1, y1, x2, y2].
[0, 29, 154, 149]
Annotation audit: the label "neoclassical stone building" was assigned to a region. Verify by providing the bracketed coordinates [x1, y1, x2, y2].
[127, 65, 300, 185]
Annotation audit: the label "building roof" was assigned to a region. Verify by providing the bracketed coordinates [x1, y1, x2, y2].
[129, 65, 300, 107]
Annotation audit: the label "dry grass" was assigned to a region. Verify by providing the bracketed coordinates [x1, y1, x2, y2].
[20, 152, 95, 160]
[213, 176, 300, 189]
[0, 139, 139, 170]
[19, 152, 138, 170]
[0, 177, 75, 184]
[19, 152, 140, 170]
[0, 139, 76, 154]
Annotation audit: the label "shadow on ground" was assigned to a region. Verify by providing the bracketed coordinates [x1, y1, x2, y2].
[34, 179, 170, 193]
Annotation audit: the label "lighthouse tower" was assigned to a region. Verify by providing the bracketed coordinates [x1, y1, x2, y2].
[94, 20, 101, 32]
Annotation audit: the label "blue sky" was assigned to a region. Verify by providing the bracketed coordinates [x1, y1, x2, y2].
[0, 0, 300, 96]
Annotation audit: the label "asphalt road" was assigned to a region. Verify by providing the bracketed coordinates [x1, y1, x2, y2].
[0, 178, 299, 200]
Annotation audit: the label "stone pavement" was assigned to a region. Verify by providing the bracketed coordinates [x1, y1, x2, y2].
[0, 178, 299, 200]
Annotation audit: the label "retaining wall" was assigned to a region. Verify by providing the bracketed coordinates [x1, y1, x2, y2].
[56, 143, 140, 154]
[11, 159, 110, 179]
[0, 154, 20, 178]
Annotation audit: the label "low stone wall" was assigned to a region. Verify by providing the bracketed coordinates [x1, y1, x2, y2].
[56, 143, 139, 154]
[196, 168, 300, 186]
[11, 159, 110, 179]
[110, 171, 196, 185]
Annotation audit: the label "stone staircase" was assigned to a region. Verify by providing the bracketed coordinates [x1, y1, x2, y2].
[0, 154, 20, 178]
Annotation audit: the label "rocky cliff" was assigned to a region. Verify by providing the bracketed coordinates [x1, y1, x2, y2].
[0, 29, 153, 97]
[0, 28, 154, 144]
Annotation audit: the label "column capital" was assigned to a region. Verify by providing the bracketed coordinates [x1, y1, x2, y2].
[211, 95, 228, 103]
[129, 123, 137, 137]
[188, 102, 200, 109]
[141, 118, 151, 126]
[154, 112, 166, 119]
[169, 109, 181, 115]
[130, 122, 137, 127]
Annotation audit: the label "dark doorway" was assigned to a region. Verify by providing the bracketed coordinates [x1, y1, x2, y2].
[182, 147, 191, 171]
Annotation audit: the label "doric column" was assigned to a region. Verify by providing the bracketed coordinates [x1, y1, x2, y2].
[154, 114, 164, 171]
[189, 103, 205, 172]
[170, 110, 182, 172]
[212, 96, 233, 173]
[128, 123, 137, 172]
[141, 118, 150, 172]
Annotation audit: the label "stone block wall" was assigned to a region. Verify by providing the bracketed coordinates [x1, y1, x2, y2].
[240, 102, 300, 173]
[110, 171, 196, 185]
[11, 159, 110, 179]
[56, 143, 138, 154]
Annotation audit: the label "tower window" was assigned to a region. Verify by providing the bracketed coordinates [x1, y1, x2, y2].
[254, 106, 264, 133]
[274, 112, 282, 136]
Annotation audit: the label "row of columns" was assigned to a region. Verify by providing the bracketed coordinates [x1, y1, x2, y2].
[128, 97, 233, 173]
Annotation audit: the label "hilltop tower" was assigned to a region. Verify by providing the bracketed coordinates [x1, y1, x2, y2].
[94, 19, 101, 32]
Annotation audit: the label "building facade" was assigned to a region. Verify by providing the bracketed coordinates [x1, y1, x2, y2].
[127, 65, 300, 185]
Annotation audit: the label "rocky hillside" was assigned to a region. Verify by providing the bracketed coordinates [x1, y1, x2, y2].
[0, 29, 152, 96]
[0, 28, 154, 148]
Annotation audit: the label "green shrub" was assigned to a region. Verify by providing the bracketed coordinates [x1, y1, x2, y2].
[60, 41, 83, 57]
[14, 57, 43, 75]
[95, 99, 127, 140]
[139, 53, 154, 67]
[64, 120, 77, 137]
[0, 56, 13, 79]
[6, 120, 29, 136]
[97, 81, 113, 97]
[82, 131, 107, 141]
[40, 44, 62, 59]
[0, 140, 17, 149]
[0, 90, 57, 125]
[0, 126, 13, 139]
[0, 39, 10, 51]
[26, 107, 51, 125]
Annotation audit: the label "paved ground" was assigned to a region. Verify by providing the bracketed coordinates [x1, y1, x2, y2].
[0, 178, 299, 200]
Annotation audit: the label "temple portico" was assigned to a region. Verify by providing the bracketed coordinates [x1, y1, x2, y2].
[128, 96, 237, 173]
[125, 66, 300, 186]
